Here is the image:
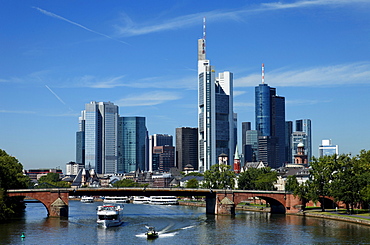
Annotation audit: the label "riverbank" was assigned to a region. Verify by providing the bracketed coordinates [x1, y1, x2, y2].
[298, 210, 370, 226]
[179, 201, 370, 226]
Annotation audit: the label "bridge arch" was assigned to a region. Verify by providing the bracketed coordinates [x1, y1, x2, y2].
[217, 191, 304, 214]
[7, 190, 69, 217]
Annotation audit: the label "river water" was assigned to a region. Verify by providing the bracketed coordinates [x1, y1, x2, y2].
[1, 200, 370, 244]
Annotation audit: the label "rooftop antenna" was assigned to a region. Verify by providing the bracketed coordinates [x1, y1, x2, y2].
[202, 17, 206, 55]
[261, 63, 265, 84]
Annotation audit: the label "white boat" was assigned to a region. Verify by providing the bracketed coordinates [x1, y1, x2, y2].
[97, 205, 123, 228]
[103, 196, 130, 204]
[149, 196, 179, 205]
[133, 196, 150, 204]
[81, 196, 94, 203]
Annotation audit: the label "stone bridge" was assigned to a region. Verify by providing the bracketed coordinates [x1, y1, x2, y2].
[6, 188, 305, 217]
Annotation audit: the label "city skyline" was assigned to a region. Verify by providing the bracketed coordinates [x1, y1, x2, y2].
[1, 1, 370, 170]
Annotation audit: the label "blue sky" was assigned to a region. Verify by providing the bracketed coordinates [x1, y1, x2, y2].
[1, 0, 370, 170]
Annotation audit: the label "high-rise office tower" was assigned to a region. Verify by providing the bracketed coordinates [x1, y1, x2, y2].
[241, 122, 252, 164]
[244, 130, 259, 162]
[117, 117, 148, 173]
[295, 119, 312, 163]
[255, 64, 286, 168]
[319, 139, 339, 157]
[285, 121, 293, 163]
[149, 134, 173, 172]
[176, 127, 198, 171]
[291, 131, 308, 163]
[77, 101, 118, 174]
[153, 145, 175, 172]
[198, 18, 234, 172]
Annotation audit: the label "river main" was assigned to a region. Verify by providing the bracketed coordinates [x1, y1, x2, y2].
[1, 200, 370, 244]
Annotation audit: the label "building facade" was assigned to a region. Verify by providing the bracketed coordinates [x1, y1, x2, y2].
[285, 121, 293, 164]
[255, 68, 286, 169]
[176, 127, 198, 171]
[319, 139, 339, 157]
[153, 145, 175, 172]
[77, 101, 119, 174]
[295, 119, 312, 163]
[244, 130, 259, 163]
[149, 134, 173, 172]
[197, 28, 234, 172]
[117, 116, 148, 173]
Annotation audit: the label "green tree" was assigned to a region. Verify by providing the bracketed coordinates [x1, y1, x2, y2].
[0, 149, 31, 221]
[357, 150, 370, 206]
[307, 155, 338, 211]
[37, 172, 70, 188]
[330, 154, 363, 214]
[185, 178, 199, 188]
[202, 164, 236, 189]
[0, 150, 30, 190]
[238, 167, 277, 191]
[285, 175, 299, 192]
[293, 181, 311, 209]
[112, 179, 147, 187]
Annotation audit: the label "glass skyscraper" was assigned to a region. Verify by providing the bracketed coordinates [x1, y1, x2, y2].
[117, 117, 148, 173]
[295, 119, 312, 163]
[198, 33, 234, 172]
[319, 139, 339, 157]
[76, 102, 148, 174]
[78, 101, 118, 174]
[255, 82, 286, 168]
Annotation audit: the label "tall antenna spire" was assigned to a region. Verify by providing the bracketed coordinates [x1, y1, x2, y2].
[261, 63, 265, 84]
[202, 17, 206, 55]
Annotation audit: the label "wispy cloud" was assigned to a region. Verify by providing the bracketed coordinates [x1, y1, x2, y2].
[233, 91, 247, 97]
[75, 74, 196, 90]
[33, 7, 129, 45]
[286, 99, 331, 106]
[0, 110, 35, 114]
[115, 91, 181, 107]
[235, 62, 370, 87]
[262, 0, 370, 10]
[116, 0, 369, 37]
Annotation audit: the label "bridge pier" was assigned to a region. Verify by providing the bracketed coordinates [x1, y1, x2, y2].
[205, 195, 216, 214]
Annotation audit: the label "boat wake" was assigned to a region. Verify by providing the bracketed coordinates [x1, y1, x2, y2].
[137, 223, 195, 238]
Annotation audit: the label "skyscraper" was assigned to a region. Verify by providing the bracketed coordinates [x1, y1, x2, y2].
[149, 134, 173, 172]
[153, 145, 175, 172]
[255, 65, 286, 168]
[77, 101, 118, 174]
[176, 127, 198, 171]
[244, 130, 259, 162]
[291, 131, 308, 163]
[295, 119, 312, 163]
[319, 139, 339, 157]
[285, 121, 293, 163]
[241, 122, 252, 164]
[198, 19, 234, 172]
[117, 116, 148, 173]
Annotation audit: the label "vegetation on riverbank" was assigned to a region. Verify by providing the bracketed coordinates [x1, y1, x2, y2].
[0, 149, 30, 221]
[289, 150, 370, 214]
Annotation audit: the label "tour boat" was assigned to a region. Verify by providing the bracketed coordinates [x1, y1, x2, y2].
[103, 196, 130, 204]
[133, 196, 150, 204]
[145, 226, 158, 239]
[81, 196, 94, 203]
[149, 196, 179, 205]
[96, 205, 123, 228]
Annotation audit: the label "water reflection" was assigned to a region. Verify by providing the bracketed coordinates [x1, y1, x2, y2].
[2, 201, 370, 244]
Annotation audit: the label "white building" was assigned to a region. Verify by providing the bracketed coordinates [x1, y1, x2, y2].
[318, 139, 339, 157]
[197, 20, 234, 172]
